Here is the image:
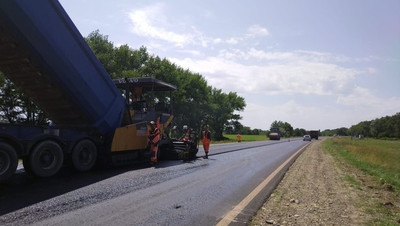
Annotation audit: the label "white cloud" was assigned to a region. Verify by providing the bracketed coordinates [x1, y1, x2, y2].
[128, 3, 193, 47]
[214, 25, 268, 46]
[242, 93, 400, 130]
[213, 38, 223, 44]
[219, 48, 355, 63]
[246, 25, 269, 37]
[169, 51, 360, 96]
[123, 4, 398, 131]
[241, 101, 335, 130]
[337, 86, 379, 106]
[177, 49, 202, 56]
[367, 67, 377, 74]
[127, 6, 271, 49]
[336, 86, 400, 115]
[226, 38, 239, 45]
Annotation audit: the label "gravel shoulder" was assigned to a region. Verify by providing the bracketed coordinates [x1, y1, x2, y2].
[251, 139, 399, 225]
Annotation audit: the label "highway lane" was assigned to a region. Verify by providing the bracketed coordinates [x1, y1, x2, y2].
[0, 139, 308, 225]
[201, 138, 301, 156]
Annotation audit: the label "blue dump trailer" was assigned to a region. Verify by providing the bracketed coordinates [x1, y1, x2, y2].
[0, 0, 126, 132]
[0, 1, 191, 182]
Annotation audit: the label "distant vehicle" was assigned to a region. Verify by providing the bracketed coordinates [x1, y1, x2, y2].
[269, 127, 280, 140]
[309, 130, 320, 140]
[303, 135, 311, 141]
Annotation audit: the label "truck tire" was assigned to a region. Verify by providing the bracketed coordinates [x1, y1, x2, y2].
[72, 139, 97, 172]
[22, 156, 34, 175]
[0, 143, 18, 182]
[30, 141, 63, 177]
[157, 147, 162, 161]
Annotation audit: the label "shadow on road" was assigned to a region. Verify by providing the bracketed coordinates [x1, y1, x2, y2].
[0, 140, 297, 216]
[0, 158, 195, 216]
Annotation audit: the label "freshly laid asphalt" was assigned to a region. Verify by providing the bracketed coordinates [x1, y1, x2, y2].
[0, 138, 308, 225]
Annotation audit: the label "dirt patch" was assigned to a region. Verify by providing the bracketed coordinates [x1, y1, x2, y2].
[251, 140, 399, 225]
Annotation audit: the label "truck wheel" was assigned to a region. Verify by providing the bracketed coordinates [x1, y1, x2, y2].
[30, 141, 63, 177]
[22, 156, 34, 175]
[72, 139, 97, 172]
[157, 147, 162, 161]
[0, 143, 18, 182]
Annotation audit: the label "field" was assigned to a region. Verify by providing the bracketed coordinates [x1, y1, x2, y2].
[323, 137, 400, 225]
[222, 134, 268, 143]
[323, 137, 400, 189]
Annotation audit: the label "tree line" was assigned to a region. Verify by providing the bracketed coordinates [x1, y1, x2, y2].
[229, 113, 400, 140]
[268, 120, 309, 138]
[225, 119, 309, 138]
[321, 113, 400, 139]
[0, 30, 246, 140]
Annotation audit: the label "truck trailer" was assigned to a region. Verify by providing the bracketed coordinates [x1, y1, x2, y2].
[309, 130, 320, 140]
[0, 0, 196, 182]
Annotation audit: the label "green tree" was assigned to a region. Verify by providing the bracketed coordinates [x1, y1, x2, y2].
[0, 75, 21, 123]
[85, 30, 247, 140]
[270, 120, 293, 137]
[225, 120, 243, 134]
[394, 113, 400, 138]
[283, 122, 294, 137]
[85, 30, 150, 78]
[240, 126, 252, 135]
[336, 127, 349, 136]
[18, 94, 47, 125]
[349, 120, 371, 137]
[0, 74, 48, 124]
[85, 30, 115, 75]
[207, 89, 246, 140]
[140, 56, 211, 132]
[293, 128, 307, 137]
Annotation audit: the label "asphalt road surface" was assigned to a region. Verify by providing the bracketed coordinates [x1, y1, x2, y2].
[0, 138, 308, 225]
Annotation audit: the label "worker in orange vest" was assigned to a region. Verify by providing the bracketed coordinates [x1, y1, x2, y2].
[237, 134, 241, 142]
[148, 121, 160, 164]
[202, 125, 211, 159]
[181, 125, 190, 142]
[132, 86, 143, 103]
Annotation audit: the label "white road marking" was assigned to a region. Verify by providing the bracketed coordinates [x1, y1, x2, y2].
[216, 143, 310, 226]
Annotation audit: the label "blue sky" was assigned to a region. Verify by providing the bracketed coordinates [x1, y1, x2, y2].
[59, 0, 399, 131]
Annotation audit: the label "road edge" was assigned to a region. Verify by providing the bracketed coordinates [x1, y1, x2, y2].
[216, 142, 311, 226]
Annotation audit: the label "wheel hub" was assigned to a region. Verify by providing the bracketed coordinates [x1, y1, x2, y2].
[39, 150, 55, 169]
[79, 148, 91, 164]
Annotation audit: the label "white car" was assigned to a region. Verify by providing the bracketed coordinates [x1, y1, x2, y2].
[303, 135, 311, 141]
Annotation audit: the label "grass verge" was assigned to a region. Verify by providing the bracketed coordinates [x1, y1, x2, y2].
[322, 137, 400, 190]
[322, 137, 400, 225]
[222, 134, 268, 143]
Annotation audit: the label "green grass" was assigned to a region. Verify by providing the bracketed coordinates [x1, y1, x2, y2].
[222, 134, 268, 142]
[323, 137, 400, 225]
[322, 137, 400, 189]
[343, 175, 362, 190]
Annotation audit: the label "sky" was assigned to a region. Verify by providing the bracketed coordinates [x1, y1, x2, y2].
[59, 0, 400, 131]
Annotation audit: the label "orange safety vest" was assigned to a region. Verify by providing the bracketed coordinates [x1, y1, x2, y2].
[202, 130, 211, 152]
[183, 128, 190, 142]
[149, 127, 160, 146]
[149, 127, 160, 163]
